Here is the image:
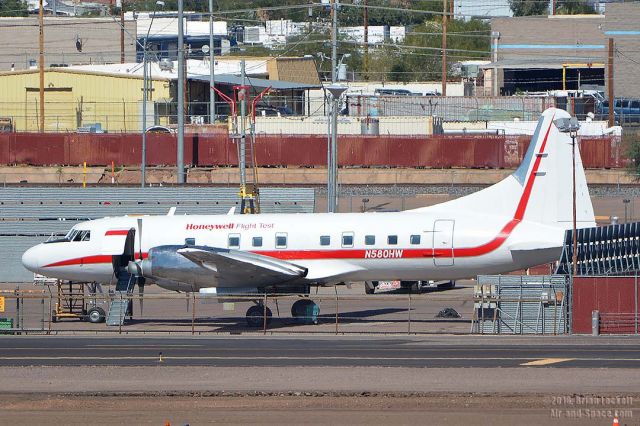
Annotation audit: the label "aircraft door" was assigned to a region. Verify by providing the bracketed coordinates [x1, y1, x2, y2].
[433, 220, 455, 266]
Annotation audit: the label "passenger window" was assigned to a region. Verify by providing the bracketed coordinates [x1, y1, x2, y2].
[184, 237, 195, 246]
[252, 237, 263, 247]
[228, 234, 240, 249]
[388, 235, 398, 245]
[365, 235, 375, 245]
[342, 232, 354, 248]
[80, 231, 91, 241]
[410, 235, 420, 245]
[275, 233, 287, 249]
[320, 235, 330, 246]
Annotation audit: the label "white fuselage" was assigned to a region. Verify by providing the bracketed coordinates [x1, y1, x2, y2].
[22, 209, 565, 288]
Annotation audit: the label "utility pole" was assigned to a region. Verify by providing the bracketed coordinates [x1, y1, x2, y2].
[551, 0, 556, 15]
[177, 0, 185, 184]
[607, 38, 614, 128]
[239, 60, 247, 197]
[141, 43, 147, 187]
[38, 0, 45, 132]
[363, 0, 368, 81]
[209, 0, 216, 124]
[120, 0, 125, 63]
[328, 0, 339, 213]
[441, 0, 447, 96]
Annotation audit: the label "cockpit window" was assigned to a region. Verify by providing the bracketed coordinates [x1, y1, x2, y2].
[45, 229, 90, 243]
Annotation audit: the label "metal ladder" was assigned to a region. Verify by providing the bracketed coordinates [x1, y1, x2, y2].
[106, 271, 135, 326]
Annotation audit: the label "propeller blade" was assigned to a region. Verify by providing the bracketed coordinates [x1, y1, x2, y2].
[138, 277, 145, 316]
[137, 218, 143, 261]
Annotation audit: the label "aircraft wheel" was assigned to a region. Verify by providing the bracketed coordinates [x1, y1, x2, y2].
[364, 281, 376, 295]
[246, 305, 272, 328]
[87, 307, 106, 324]
[291, 299, 319, 325]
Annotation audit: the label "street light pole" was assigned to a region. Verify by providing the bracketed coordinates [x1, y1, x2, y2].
[208, 0, 216, 124]
[177, 0, 185, 184]
[571, 130, 578, 276]
[141, 45, 147, 187]
[555, 117, 581, 276]
[327, 85, 346, 213]
[141, 2, 163, 187]
[554, 117, 580, 276]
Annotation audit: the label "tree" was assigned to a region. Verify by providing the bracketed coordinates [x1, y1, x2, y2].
[508, 0, 548, 16]
[556, 0, 596, 15]
[0, 0, 28, 17]
[372, 18, 490, 82]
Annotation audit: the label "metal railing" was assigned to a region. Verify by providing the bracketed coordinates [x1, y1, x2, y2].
[0, 287, 473, 335]
[0, 282, 580, 336]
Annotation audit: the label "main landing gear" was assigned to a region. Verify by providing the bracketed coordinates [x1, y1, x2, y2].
[245, 303, 272, 328]
[244, 299, 321, 327]
[291, 299, 320, 325]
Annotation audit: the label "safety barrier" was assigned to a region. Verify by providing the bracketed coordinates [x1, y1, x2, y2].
[0, 280, 578, 335]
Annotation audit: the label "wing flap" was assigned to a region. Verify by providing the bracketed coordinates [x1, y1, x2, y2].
[177, 247, 307, 287]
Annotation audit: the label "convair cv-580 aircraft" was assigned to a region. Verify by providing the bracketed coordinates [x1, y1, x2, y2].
[22, 108, 596, 325]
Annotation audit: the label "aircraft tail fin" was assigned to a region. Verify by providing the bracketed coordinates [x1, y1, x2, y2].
[411, 108, 596, 230]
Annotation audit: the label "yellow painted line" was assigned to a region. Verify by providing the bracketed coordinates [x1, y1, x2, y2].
[520, 358, 575, 366]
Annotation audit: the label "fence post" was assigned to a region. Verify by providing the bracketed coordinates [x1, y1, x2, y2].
[118, 293, 122, 335]
[41, 293, 45, 332]
[635, 273, 638, 335]
[407, 291, 412, 335]
[263, 293, 268, 334]
[335, 287, 339, 335]
[192, 292, 196, 335]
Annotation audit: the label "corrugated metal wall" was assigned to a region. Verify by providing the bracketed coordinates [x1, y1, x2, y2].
[0, 133, 623, 169]
[0, 187, 315, 282]
[572, 276, 639, 334]
[0, 70, 170, 132]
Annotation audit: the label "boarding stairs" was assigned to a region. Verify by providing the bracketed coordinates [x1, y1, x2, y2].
[106, 270, 135, 326]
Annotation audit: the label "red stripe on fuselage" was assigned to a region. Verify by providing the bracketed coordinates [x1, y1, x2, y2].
[105, 229, 130, 236]
[43, 252, 147, 268]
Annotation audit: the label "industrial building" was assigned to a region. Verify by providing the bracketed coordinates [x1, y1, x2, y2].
[0, 57, 320, 132]
[0, 17, 137, 71]
[485, 2, 640, 99]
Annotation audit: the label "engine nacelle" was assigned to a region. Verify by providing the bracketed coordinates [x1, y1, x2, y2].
[137, 245, 218, 290]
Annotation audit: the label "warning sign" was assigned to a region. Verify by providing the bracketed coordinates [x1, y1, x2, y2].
[0, 296, 4, 313]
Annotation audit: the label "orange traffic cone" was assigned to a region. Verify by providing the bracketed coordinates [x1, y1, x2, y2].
[612, 414, 619, 426]
[165, 421, 170, 426]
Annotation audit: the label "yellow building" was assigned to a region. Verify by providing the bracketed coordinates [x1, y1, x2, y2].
[0, 68, 171, 132]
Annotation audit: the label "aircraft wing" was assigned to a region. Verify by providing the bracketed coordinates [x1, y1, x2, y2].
[177, 247, 308, 288]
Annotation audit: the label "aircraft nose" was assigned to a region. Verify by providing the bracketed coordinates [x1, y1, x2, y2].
[21, 245, 42, 273]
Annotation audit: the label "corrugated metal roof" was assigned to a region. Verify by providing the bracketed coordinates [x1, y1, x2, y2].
[189, 74, 321, 90]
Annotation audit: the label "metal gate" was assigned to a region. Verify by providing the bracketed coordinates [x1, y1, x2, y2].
[472, 275, 569, 334]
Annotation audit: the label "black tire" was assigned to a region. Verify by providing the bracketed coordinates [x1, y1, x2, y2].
[364, 281, 376, 295]
[291, 299, 319, 324]
[87, 307, 106, 324]
[246, 305, 272, 328]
